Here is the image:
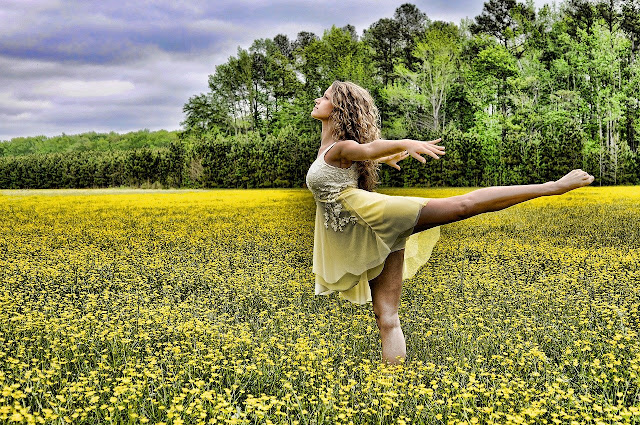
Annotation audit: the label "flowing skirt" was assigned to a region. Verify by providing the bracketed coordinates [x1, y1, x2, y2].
[313, 186, 440, 304]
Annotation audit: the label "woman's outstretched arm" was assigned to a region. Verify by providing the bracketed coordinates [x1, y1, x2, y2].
[336, 138, 445, 163]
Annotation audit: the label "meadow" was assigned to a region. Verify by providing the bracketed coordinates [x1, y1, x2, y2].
[0, 186, 638, 425]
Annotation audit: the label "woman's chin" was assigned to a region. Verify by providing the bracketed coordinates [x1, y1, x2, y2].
[311, 111, 329, 120]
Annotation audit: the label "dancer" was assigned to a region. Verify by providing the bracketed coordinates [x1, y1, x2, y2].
[305, 81, 594, 364]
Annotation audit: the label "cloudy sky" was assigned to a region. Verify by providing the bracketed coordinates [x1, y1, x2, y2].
[0, 0, 553, 142]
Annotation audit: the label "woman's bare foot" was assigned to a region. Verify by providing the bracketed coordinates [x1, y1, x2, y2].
[550, 169, 595, 195]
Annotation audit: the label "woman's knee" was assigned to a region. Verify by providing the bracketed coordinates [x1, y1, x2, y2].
[439, 195, 471, 220]
[374, 310, 401, 332]
[415, 196, 470, 230]
[457, 196, 473, 219]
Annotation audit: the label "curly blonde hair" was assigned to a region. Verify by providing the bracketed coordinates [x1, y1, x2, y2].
[329, 81, 381, 192]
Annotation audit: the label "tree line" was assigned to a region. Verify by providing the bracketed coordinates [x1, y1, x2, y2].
[1, 122, 637, 189]
[1, 0, 639, 189]
[0, 129, 179, 156]
[182, 0, 640, 186]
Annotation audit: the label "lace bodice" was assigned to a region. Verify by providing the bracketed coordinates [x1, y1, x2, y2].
[306, 142, 359, 232]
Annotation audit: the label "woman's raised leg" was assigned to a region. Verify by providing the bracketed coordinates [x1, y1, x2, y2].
[413, 169, 594, 233]
[369, 248, 406, 365]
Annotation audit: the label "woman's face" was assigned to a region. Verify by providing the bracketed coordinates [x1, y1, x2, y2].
[311, 87, 333, 120]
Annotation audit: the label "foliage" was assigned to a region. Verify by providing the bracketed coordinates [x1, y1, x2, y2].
[0, 144, 186, 189]
[180, 1, 639, 187]
[0, 129, 179, 157]
[1, 123, 638, 189]
[384, 21, 462, 134]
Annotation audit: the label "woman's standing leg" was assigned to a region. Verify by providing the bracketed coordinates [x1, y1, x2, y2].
[413, 169, 594, 232]
[369, 248, 406, 365]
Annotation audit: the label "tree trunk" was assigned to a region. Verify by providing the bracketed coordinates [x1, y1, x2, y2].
[606, 114, 610, 153]
[627, 100, 637, 152]
[598, 111, 603, 184]
[613, 120, 618, 185]
[442, 95, 447, 132]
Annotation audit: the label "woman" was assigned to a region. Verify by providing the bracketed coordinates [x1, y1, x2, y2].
[305, 80, 594, 365]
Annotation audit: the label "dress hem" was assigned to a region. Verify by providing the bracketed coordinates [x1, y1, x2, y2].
[339, 188, 430, 257]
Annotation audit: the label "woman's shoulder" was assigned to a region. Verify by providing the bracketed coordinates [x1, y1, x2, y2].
[332, 139, 368, 162]
[335, 139, 359, 146]
[326, 140, 359, 169]
[332, 139, 361, 154]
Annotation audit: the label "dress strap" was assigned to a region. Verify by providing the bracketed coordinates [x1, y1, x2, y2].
[320, 142, 337, 157]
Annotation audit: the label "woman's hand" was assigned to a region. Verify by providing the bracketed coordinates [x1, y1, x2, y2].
[378, 151, 410, 170]
[405, 138, 445, 163]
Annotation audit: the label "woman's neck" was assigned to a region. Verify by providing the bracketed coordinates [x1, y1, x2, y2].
[320, 120, 335, 146]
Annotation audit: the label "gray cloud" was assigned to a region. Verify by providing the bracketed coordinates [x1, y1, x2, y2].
[0, 0, 550, 141]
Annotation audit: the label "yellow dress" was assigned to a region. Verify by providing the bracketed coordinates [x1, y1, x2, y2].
[305, 141, 440, 305]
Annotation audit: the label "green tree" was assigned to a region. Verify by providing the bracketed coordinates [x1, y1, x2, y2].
[384, 21, 462, 134]
[471, 0, 536, 58]
[363, 18, 402, 87]
[562, 0, 598, 36]
[569, 22, 630, 183]
[394, 3, 430, 68]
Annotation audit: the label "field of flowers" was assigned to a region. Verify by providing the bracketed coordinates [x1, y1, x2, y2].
[0, 186, 639, 424]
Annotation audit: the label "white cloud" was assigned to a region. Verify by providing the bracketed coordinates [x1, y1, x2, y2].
[188, 18, 244, 34]
[0, 112, 33, 121]
[0, 93, 52, 111]
[33, 80, 135, 98]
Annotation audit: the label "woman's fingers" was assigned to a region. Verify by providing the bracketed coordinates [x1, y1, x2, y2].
[406, 138, 445, 164]
[422, 144, 444, 159]
[419, 140, 445, 155]
[425, 150, 441, 160]
[425, 138, 445, 150]
[411, 148, 442, 162]
[410, 152, 427, 163]
[427, 142, 445, 153]
[423, 140, 445, 158]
